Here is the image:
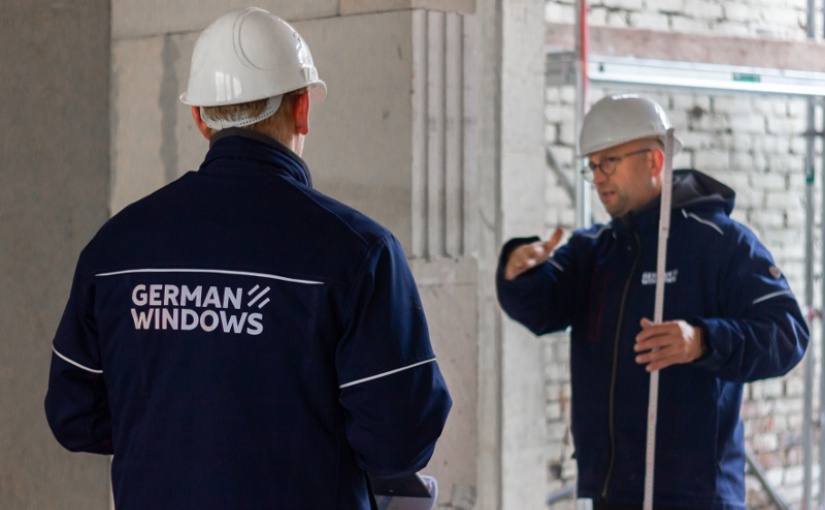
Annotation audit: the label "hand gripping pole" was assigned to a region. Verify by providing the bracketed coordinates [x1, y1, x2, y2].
[643, 128, 675, 510]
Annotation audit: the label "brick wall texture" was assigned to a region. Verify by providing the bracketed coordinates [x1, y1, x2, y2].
[544, 1, 820, 508]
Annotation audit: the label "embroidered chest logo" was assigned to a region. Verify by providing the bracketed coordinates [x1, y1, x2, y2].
[640, 269, 679, 286]
[130, 284, 269, 336]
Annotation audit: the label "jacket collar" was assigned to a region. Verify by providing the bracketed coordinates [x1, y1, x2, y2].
[611, 196, 662, 236]
[199, 128, 313, 187]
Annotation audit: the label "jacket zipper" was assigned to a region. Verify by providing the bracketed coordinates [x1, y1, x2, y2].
[600, 230, 642, 501]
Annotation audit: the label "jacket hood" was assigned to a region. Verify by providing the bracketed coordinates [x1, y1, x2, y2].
[671, 169, 735, 216]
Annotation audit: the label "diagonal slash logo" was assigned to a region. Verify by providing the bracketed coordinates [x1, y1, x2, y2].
[247, 285, 271, 309]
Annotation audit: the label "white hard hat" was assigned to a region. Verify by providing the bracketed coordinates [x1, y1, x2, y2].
[180, 7, 326, 110]
[578, 94, 682, 156]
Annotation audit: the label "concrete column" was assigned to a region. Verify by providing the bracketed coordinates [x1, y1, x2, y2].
[0, 1, 111, 508]
[475, 1, 550, 508]
[499, 0, 552, 508]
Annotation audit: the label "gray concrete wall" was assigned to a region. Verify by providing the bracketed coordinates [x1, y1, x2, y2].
[0, 1, 112, 508]
[500, 1, 552, 508]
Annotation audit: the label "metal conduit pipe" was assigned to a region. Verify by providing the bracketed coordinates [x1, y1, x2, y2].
[574, 0, 591, 229]
[803, 2, 817, 509]
[818, 3, 825, 508]
[803, 94, 815, 510]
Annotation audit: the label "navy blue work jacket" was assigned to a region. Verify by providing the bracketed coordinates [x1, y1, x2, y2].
[45, 129, 452, 510]
[497, 170, 808, 509]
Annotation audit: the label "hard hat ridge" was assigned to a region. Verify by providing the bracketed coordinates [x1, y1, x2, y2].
[180, 7, 327, 125]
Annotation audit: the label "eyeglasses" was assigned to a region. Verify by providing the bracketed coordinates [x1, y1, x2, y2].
[581, 148, 652, 182]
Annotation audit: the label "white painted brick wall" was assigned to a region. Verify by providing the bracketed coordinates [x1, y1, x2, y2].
[546, 2, 576, 24]
[630, 11, 670, 30]
[652, 0, 684, 13]
[683, 0, 724, 21]
[670, 15, 712, 33]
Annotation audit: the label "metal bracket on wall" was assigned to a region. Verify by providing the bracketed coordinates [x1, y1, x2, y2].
[547, 52, 825, 97]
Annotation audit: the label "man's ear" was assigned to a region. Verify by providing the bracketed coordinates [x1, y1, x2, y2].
[191, 106, 212, 141]
[293, 91, 310, 136]
[651, 146, 665, 178]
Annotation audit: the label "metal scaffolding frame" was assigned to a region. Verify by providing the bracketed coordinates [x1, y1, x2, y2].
[544, 1, 825, 508]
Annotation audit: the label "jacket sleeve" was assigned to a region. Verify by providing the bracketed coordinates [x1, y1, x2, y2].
[495, 236, 585, 336]
[44, 251, 113, 455]
[692, 226, 809, 382]
[336, 235, 452, 477]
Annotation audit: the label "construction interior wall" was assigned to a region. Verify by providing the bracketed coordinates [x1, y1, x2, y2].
[3, 0, 817, 508]
[0, 1, 112, 508]
[544, 1, 820, 508]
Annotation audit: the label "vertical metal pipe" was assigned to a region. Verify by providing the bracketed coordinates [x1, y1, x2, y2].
[803, 94, 815, 510]
[818, 98, 825, 510]
[804, 2, 816, 509]
[574, 0, 591, 229]
[818, 6, 825, 510]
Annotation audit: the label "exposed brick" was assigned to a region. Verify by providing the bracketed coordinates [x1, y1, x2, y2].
[765, 467, 784, 487]
[548, 422, 568, 441]
[785, 207, 805, 228]
[604, 10, 631, 28]
[670, 15, 712, 33]
[712, 21, 750, 37]
[554, 209, 577, 229]
[713, 96, 759, 115]
[559, 86, 576, 105]
[601, 0, 642, 10]
[785, 465, 805, 485]
[694, 149, 731, 170]
[672, 92, 711, 112]
[785, 377, 805, 398]
[730, 113, 767, 134]
[588, 6, 610, 27]
[733, 188, 762, 209]
[714, 170, 752, 191]
[545, 2, 576, 24]
[760, 7, 805, 27]
[723, 4, 755, 23]
[650, 0, 683, 13]
[751, 209, 785, 229]
[691, 112, 731, 133]
[750, 172, 786, 190]
[666, 109, 689, 132]
[545, 86, 562, 104]
[545, 103, 573, 124]
[766, 116, 806, 136]
[684, 0, 724, 22]
[630, 11, 670, 30]
[678, 131, 718, 151]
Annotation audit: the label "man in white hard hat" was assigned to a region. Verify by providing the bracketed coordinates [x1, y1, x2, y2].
[44, 8, 451, 510]
[496, 94, 808, 509]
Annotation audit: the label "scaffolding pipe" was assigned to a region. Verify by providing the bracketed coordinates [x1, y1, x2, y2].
[803, 95, 816, 510]
[818, 7, 825, 510]
[803, 2, 817, 509]
[574, 0, 591, 229]
[819, 114, 825, 510]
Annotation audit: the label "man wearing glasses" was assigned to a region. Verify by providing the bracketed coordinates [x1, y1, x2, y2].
[496, 94, 808, 509]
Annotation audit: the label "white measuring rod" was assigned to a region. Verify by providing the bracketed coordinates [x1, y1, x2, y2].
[642, 127, 676, 510]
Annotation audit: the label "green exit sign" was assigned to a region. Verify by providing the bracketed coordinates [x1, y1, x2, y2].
[732, 73, 761, 83]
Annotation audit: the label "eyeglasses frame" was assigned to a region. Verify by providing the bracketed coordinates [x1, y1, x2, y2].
[581, 147, 653, 182]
